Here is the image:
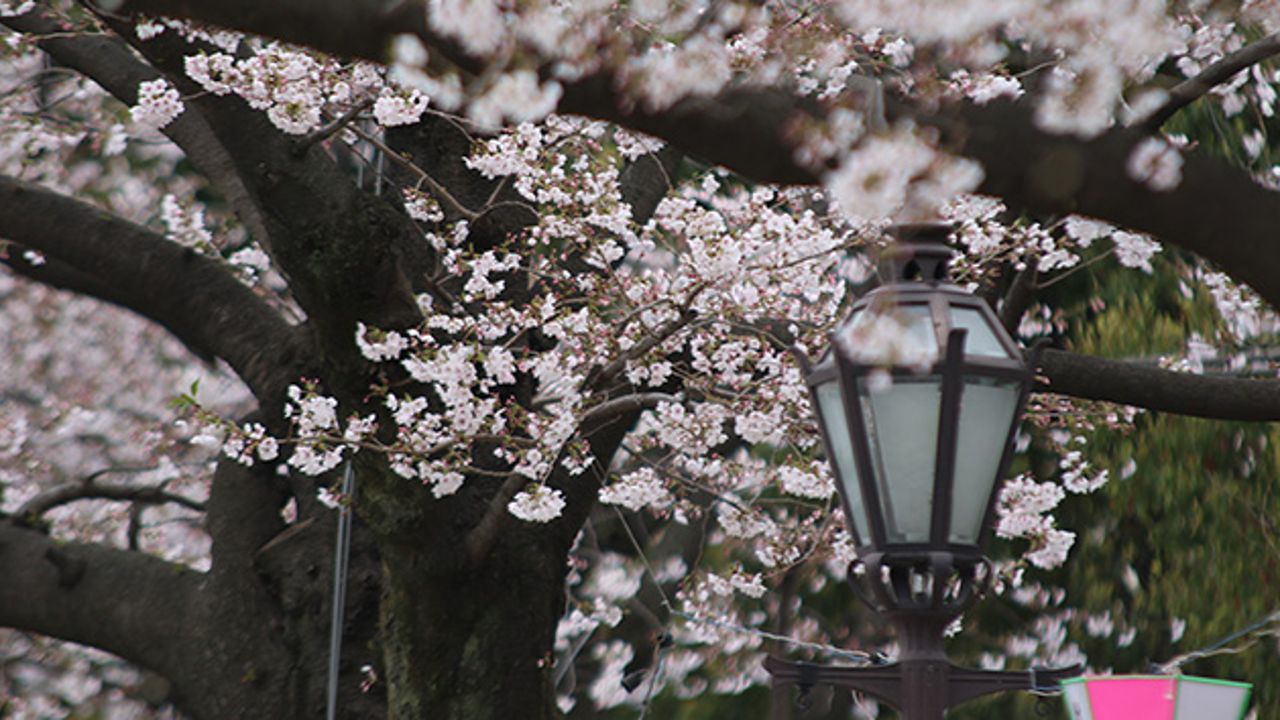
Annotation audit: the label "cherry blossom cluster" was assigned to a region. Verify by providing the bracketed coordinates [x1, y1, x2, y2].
[1198, 268, 1269, 343]
[995, 474, 1076, 570]
[179, 45, 387, 134]
[942, 196, 1168, 289]
[129, 78, 183, 133]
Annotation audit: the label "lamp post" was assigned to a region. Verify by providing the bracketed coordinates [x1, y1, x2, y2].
[764, 224, 1081, 718]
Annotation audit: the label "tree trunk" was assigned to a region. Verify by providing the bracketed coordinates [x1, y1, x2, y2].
[378, 528, 568, 720]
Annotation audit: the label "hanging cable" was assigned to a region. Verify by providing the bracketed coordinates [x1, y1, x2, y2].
[610, 507, 874, 665]
[1155, 608, 1280, 674]
[326, 461, 356, 720]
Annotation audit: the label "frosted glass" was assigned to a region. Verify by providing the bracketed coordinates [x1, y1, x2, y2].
[949, 379, 1021, 543]
[1174, 678, 1251, 719]
[950, 306, 1013, 358]
[861, 377, 941, 543]
[815, 381, 869, 541]
[840, 305, 939, 361]
[1063, 682, 1095, 720]
[900, 304, 940, 358]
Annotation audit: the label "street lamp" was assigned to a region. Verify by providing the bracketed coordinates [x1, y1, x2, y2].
[764, 224, 1080, 718]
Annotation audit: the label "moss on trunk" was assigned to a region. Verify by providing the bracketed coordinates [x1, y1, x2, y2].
[379, 531, 567, 720]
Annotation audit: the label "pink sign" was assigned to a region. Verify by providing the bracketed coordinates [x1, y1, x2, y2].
[1062, 675, 1252, 720]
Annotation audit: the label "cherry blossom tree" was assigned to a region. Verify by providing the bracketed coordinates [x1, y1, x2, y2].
[3, 1, 1280, 718]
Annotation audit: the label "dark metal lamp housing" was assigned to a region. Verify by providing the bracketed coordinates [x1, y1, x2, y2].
[765, 224, 1079, 719]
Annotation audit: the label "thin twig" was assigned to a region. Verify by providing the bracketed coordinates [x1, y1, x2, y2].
[578, 392, 679, 429]
[346, 123, 479, 221]
[1155, 609, 1280, 673]
[1034, 247, 1115, 290]
[297, 99, 374, 150]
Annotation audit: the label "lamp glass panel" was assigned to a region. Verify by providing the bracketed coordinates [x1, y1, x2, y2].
[899, 304, 939, 358]
[814, 379, 869, 541]
[1174, 677, 1252, 720]
[1062, 681, 1095, 720]
[1085, 677, 1175, 720]
[948, 378, 1022, 544]
[858, 375, 941, 543]
[840, 304, 938, 359]
[950, 306, 1013, 359]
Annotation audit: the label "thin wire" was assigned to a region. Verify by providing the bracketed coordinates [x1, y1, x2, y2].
[612, 507, 674, 612]
[326, 461, 356, 720]
[610, 508, 872, 665]
[636, 639, 668, 720]
[1156, 608, 1280, 674]
[668, 610, 873, 664]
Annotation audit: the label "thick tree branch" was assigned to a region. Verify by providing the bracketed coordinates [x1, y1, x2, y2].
[0, 519, 199, 676]
[108, 24, 426, 378]
[204, 455, 288, 577]
[2, 9, 275, 249]
[66, 2, 1280, 320]
[18, 475, 205, 519]
[619, 146, 683, 227]
[579, 392, 680, 428]
[3, 247, 224, 363]
[1038, 348, 1280, 421]
[0, 176, 303, 408]
[463, 472, 526, 567]
[1144, 32, 1280, 131]
[107, 0, 437, 67]
[10, 7, 425, 367]
[949, 99, 1280, 312]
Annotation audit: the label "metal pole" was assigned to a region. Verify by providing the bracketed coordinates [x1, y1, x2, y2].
[325, 461, 356, 720]
[890, 612, 950, 720]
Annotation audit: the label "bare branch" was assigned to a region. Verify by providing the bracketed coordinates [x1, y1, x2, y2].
[0, 175, 304, 407]
[1143, 33, 1280, 131]
[578, 393, 680, 428]
[0, 519, 199, 675]
[346, 122, 480, 221]
[299, 99, 374, 148]
[110, 0, 440, 67]
[946, 99, 1280, 313]
[999, 267, 1037, 334]
[1038, 348, 1280, 421]
[18, 467, 206, 519]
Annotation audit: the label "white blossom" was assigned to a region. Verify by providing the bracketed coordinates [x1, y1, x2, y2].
[776, 465, 833, 499]
[184, 53, 238, 96]
[1112, 231, 1161, 273]
[599, 468, 672, 511]
[508, 485, 566, 523]
[468, 71, 562, 131]
[373, 88, 429, 127]
[1127, 137, 1183, 191]
[0, 0, 33, 17]
[356, 322, 409, 362]
[160, 195, 213, 248]
[130, 78, 184, 132]
[1063, 215, 1115, 247]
